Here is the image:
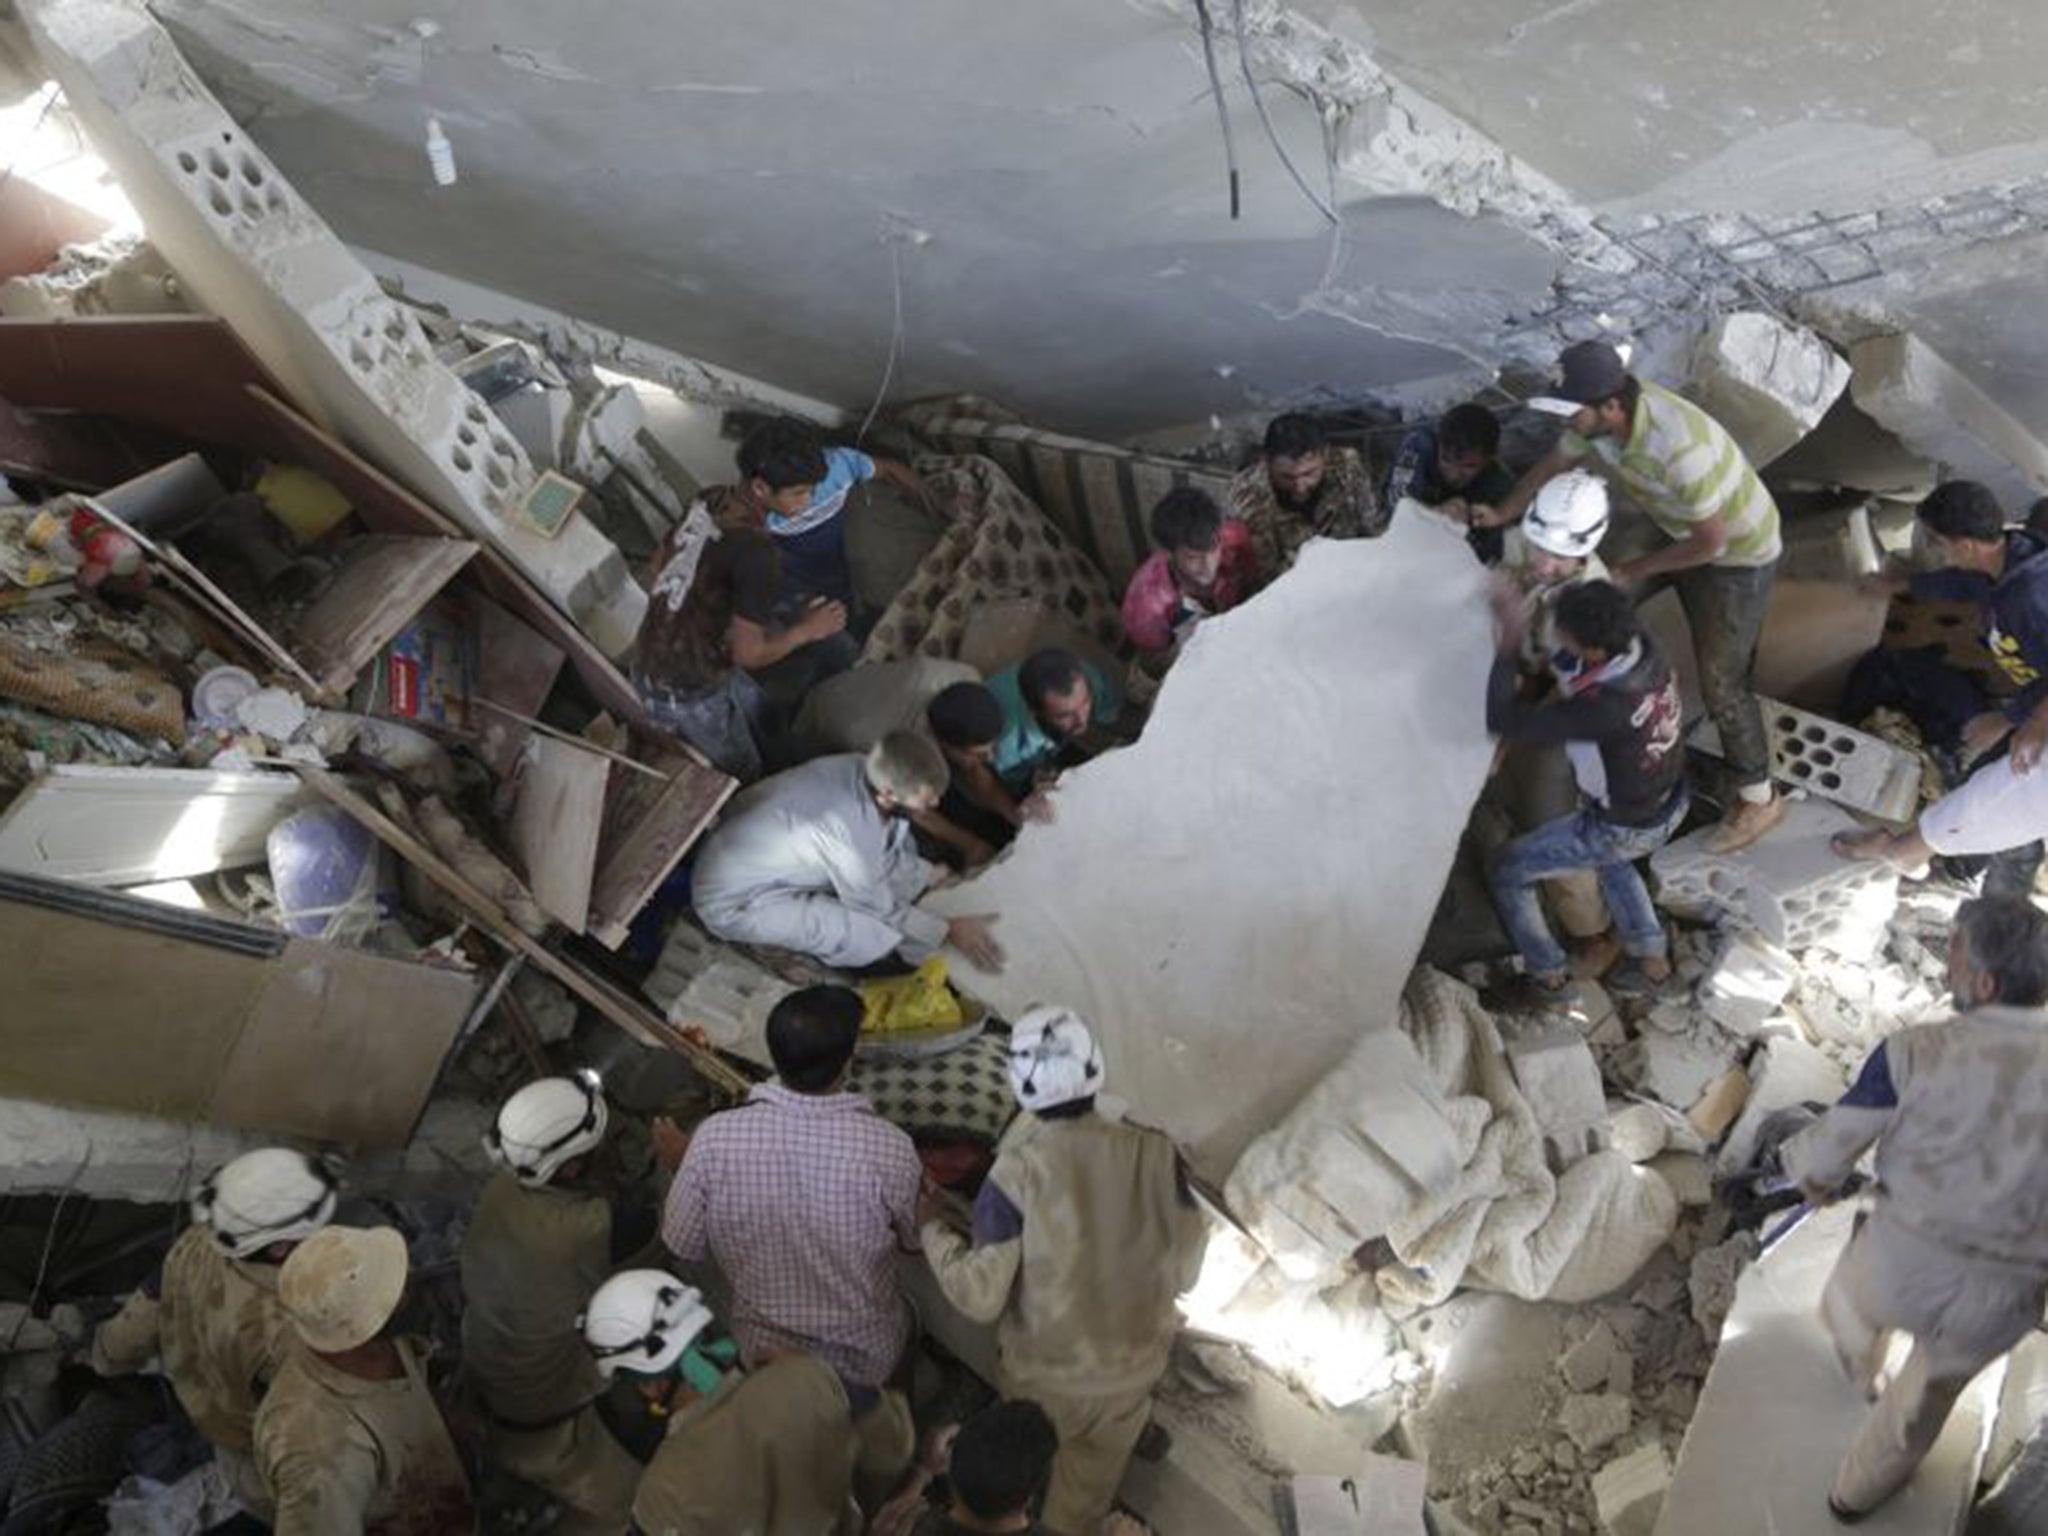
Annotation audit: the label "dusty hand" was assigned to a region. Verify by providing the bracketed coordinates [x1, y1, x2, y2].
[1488, 572, 1532, 652]
[945, 913, 1006, 972]
[652, 1116, 692, 1174]
[1963, 711, 2015, 758]
[796, 598, 849, 642]
[2013, 707, 2048, 775]
[1020, 788, 1056, 824]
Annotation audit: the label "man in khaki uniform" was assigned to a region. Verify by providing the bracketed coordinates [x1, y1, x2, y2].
[581, 1268, 867, 1535]
[462, 1074, 640, 1534]
[90, 1147, 339, 1515]
[1786, 895, 2048, 1521]
[921, 1008, 1208, 1535]
[256, 1225, 475, 1535]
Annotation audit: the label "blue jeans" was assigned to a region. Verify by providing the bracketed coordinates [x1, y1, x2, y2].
[1487, 789, 1688, 978]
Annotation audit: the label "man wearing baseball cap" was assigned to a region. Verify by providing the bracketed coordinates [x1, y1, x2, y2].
[920, 1008, 1208, 1534]
[1476, 338, 1786, 852]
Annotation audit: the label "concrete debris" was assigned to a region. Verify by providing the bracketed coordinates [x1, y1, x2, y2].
[1696, 930, 1799, 1036]
[1559, 1393, 1633, 1456]
[1684, 313, 1850, 469]
[1589, 1443, 1669, 1536]
[1647, 1152, 1713, 1208]
[1717, 1033, 1848, 1173]
[1685, 1233, 1758, 1344]
[1558, 1320, 1623, 1394]
[1615, 1013, 1742, 1112]
[1850, 331, 2048, 514]
[0, 232, 186, 318]
[1606, 1103, 1669, 1164]
[1505, 1022, 1611, 1168]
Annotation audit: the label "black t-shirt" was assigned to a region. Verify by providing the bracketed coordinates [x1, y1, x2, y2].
[637, 506, 781, 691]
[1485, 640, 1686, 826]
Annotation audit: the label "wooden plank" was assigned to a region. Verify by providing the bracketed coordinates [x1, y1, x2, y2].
[296, 767, 749, 1095]
[470, 591, 565, 781]
[0, 765, 310, 886]
[0, 396, 169, 490]
[207, 939, 475, 1147]
[586, 743, 735, 950]
[506, 735, 611, 932]
[288, 534, 478, 700]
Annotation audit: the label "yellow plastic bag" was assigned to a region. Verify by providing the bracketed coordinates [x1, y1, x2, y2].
[860, 957, 967, 1035]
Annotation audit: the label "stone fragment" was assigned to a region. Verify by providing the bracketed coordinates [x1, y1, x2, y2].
[1687, 1233, 1758, 1343]
[1697, 930, 1798, 1035]
[1716, 1033, 1849, 1172]
[1590, 1444, 1669, 1536]
[1506, 1022, 1610, 1167]
[1851, 330, 2048, 515]
[1560, 1393, 1632, 1456]
[1559, 1320, 1621, 1394]
[1685, 312, 1849, 468]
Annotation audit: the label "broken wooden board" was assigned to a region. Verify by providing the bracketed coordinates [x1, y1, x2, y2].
[0, 872, 471, 1146]
[0, 764, 309, 886]
[296, 766, 750, 1095]
[467, 590, 566, 782]
[586, 740, 736, 950]
[507, 734, 612, 932]
[289, 534, 478, 701]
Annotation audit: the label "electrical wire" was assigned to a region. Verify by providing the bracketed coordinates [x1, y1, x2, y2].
[1233, 0, 1340, 226]
[1191, 0, 1241, 220]
[854, 233, 906, 449]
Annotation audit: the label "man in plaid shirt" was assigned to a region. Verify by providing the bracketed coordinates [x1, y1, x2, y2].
[659, 984, 921, 1484]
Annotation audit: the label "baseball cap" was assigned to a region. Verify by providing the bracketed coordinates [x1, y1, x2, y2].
[1527, 340, 1630, 416]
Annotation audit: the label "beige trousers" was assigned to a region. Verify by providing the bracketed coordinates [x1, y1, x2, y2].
[852, 1388, 916, 1509]
[1822, 1213, 2047, 1514]
[489, 1405, 641, 1536]
[1021, 1384, 1153, 1536]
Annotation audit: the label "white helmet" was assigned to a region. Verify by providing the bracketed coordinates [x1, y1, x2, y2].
[487, 1071, 608, 1186]
[1524, 470, 1610, 560]
[1008, 1006, 1106, 1113]
[581, 1270, 715, 1378]
[192, 1148, 339, 1260]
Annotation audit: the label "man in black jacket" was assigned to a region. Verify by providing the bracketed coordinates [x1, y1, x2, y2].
[1485, 579, 1689, 1007]
[1839, 481, 2048, 875]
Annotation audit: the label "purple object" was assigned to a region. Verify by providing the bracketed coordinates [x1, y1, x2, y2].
[265, 805, 393, 939]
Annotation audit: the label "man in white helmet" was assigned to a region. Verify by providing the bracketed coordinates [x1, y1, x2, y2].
[256, 1224, 476, 1534]
[920, 1009, 1207, 1535]
[460, 1073, 640, 1534]
[1491, 470, 1621, 976]
[89, 1147, 338, 1516]
[581, 1269, 862, 1535]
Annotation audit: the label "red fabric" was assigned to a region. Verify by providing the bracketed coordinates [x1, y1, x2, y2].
[1119, 517, 1260, 652]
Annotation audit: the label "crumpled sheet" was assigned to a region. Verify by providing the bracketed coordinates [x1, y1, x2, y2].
[1377, 969, 1677, 1306]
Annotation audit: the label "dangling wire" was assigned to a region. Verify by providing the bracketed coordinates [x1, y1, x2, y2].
[1191, 0, 1242, 220]
[1233, 0, 1341, 226]
[854, 233, 906, 449]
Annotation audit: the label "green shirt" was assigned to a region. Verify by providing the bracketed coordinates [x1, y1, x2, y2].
[1561, 381, 1780, 568]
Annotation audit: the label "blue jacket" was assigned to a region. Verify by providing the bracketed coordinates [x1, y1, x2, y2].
[1911, 529, 2048, 723]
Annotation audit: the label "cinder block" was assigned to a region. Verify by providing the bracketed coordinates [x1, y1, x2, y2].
[1851, 330, 2048, 515]
[1685, 312, 1850, 469]
[1591, 1443, 1669, 1536]
[1690, 697, 1924, 823]
[1697, 930, 1798, 1035]
[1652, 797, 1900, 959]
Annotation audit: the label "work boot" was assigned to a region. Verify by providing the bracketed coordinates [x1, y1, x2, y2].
[1707, 791, 1787, 854]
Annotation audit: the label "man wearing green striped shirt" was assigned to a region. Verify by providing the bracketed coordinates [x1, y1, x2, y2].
[1476, 340, 1787, 853]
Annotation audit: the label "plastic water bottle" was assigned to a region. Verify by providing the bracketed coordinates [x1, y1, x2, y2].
[425, 117, 458, 187]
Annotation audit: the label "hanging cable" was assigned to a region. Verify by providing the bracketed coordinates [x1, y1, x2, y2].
[1191, 0, 1241, 220]
[1233, 0, 1341, 226]
[854, 232, 906, 449]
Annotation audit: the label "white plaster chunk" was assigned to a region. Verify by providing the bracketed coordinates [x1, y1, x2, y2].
[0, 232, 186, 317]
[1560, 1392, 1633, 1455]
[1560, 1319, 1623, 1394]
[1851, 331, 2048, 514]
[1685, 313, 1850, 468]
[929, 525, 1497, 1183]
[24, 0, 646, 657]
[1608, 1102, 1670, 1163]
[1592, 1444, 1669, 1536]
[1716, 1034, 1848, 1173]
[1697, 930, 1798, 1036]
[1655, 1204, 2000, 1536]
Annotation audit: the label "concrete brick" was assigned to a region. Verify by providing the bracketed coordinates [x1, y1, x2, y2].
[1591, 1443, 1669, 1536]
[1697, 930, 1798, 1035]
[1690, 697, 1924, 824]
[1684, 312, 1849, 469]
[1651, 797, 1900, 960]
[1851, 330, 2048, 515]
[26, 0, 646, 657]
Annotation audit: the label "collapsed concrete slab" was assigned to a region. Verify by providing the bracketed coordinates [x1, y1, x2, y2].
[1655, 1204, 1999, 1536]
[929, 522, 1497, 1182]
[24, 0, 647, 656]
[1850, 331, 2048, 514]
[1685, 313, 1850, 469]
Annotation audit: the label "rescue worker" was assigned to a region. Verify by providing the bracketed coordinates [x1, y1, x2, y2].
[1784, 895, 2048, 1522]
[461, 1073, 640, 1534]
[689, 730, 1004, 972]
[920, 1008, 1207, 1535]
[581, 1269, 863, 1535]
[89, 1147, 339, 1516]
[256, 1225, 476, 1534]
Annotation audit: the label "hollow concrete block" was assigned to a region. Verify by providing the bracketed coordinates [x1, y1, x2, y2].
[1690, 697, 1925, 824]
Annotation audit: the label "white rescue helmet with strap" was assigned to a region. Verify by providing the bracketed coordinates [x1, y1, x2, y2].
[1523, 469, 1610, 560]
[581, 1270, 715, 1378]
[487, 1070, 609, 1186]
[192, 1148, 339, 1259]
